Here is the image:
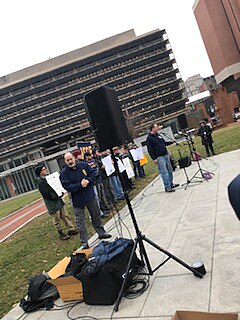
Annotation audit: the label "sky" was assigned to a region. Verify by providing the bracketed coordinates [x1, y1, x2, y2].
[0, 0, 213, 80]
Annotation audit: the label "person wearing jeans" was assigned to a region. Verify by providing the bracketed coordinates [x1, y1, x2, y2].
[157, 154, 173, 191]
[109, 175, 125, 200]
[146, 123, 179, 193]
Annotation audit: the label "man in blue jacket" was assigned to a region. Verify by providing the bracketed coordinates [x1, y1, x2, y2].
[146, 123, 179, 193]
[60, 152, 111, 249]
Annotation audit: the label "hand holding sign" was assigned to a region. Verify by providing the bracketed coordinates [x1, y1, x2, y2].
[129, 147, 144, 161]
[46, 172, 66, 197]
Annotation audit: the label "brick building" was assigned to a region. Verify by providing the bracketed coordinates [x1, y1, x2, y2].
[193, 0, 240, 98]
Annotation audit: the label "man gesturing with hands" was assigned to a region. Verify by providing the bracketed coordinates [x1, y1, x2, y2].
[60, 152, 111, 249]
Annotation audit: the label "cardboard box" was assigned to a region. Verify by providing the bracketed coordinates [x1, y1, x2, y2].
[48, 248, 93, 302]
[172, 311, 239, 320]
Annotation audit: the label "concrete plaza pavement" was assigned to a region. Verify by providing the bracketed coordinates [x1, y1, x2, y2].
[2, 149, 240, 320]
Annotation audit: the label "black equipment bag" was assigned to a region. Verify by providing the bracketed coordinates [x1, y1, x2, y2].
[81, 245, 142, 305]
[178, 156, 191, 169]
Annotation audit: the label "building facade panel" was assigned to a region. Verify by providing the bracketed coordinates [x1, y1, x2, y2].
[0, 29, 188, 197]
[193, 0, 240, 83]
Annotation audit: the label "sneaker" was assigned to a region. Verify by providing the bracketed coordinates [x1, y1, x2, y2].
[117, 197, 125, 201]
[68, 229, 78, 236]
[59, 233, 70, 240]
[101, 212, 110, 218]
[171, 183, 180, 188]
[165, 188, 175, 193]
[98, 233, 112, 240]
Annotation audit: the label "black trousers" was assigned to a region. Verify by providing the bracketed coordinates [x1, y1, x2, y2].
[205, 143, 215, 156]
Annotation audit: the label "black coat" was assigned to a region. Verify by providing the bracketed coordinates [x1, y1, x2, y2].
[228, 174, 240, 221]
[146, 133, 172, 160]
[60, 161, 95, 208]
[198, 125, 213, 145]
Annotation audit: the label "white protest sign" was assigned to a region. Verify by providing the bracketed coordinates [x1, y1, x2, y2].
[46, 172, 66, 197]
[122, 157, 135, 178]
[130, 147, 144, 161]
[101, 155, 115, 176]
[116, 158, 126, 173]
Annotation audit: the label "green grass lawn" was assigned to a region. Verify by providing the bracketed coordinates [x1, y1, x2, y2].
[0, 191, 41, 220]
[168, 125, 240, 161]
[1, 125, 240, 317]
[0, 158, 158, 318]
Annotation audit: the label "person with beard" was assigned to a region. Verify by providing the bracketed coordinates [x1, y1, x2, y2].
[147, 123, 179, 193]
[60, 152, 111, 249]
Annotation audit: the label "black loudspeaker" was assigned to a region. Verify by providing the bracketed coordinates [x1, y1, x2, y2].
[84, 86, 132, 150]
[177, 114, 188, 130]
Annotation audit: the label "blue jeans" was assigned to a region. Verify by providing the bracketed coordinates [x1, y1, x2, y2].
[157, 154, 173, 191]
[133, 161, 144, 178]
[110, 176, 124, 199]
[93, 185, 104, 216]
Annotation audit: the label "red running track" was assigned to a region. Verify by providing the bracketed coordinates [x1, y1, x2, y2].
[0, 199, 47, 243]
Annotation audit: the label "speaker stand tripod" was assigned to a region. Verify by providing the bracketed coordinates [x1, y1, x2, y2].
[183, 133, 214, 190]
[110, 148, 204, 313]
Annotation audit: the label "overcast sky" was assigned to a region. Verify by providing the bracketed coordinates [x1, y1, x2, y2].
[0, 0, 213, 80]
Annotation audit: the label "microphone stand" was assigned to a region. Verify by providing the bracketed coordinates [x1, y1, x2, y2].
[110, 147, 204, 313]
[181, 130, 214, 189]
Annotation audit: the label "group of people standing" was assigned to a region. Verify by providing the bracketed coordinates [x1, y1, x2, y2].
[35, 145, 146, 248]
[35, 121, 216, 247]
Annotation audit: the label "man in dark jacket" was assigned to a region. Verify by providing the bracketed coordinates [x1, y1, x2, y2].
[60, 152, 111, 249]
[146, 123, 179, 193]
[198, 121, 216, 157]
[84, 151, 111, 217]
[35, 165, 77, 240]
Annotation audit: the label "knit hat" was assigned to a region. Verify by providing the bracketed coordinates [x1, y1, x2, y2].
[72, 150, 81, 159]
[35, 165, 44, 177]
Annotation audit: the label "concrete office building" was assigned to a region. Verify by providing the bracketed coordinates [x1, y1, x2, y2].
[185, 74, 205, 97]
[193, 0, 240, 97]
[0, 29, 187, 199]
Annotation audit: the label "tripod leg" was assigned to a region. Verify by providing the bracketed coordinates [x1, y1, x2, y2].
[114, 239, 139, 312]
[142, 236, 203, 278]
[138, 236, 153, 275]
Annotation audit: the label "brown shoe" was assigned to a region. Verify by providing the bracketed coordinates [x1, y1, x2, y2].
[68, 229, 78, 236]
[58, 231, 70, 240]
